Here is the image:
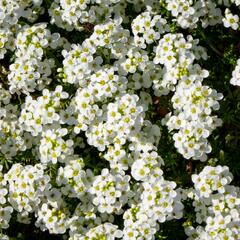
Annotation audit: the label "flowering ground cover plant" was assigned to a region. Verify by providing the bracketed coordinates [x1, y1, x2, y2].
[0, 0, 240, 239]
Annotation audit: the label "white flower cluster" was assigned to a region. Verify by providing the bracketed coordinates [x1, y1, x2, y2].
[163, 0, 240, 31]
[184, 165, 240, 240]
[153, 33, 207, 94]
[0, 166, 12, 230]
[0, 28, 13, 59]
[154, 33, 222, 160]
[0, 0, 43, 59]
[0, 104, 32, 159]
[165, 82, 223, 161]
[5, 163, 50, 218]
[49, 0, 121, 31]
[77, 223, 123, 240]
[123, 168, 183, 240]
[19, 85, 69, 136]
[85, 94, 145, 151]
[230, 58, 240, 86]
[61, 43, 95, 85]
[57, 156, 88, 198]
[164, 0, 222, 29]
[39, 126, 74, 164]
[131, 11, 169, 49]
[0, 83, 11, 107]
[89, 168, 131, 214]
[68, 199, 117, 239]
[36, 197, 70, 234]
[8, 24, 68, 94]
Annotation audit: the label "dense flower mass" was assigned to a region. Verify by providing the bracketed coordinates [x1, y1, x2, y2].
[184, 166, 240, 240]
[0, 0, 240, 239]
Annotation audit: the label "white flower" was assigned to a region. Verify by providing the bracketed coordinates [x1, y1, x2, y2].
[223, 9, 239, 30]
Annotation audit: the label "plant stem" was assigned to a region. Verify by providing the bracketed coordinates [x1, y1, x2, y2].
[198, 29, 223, 57]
